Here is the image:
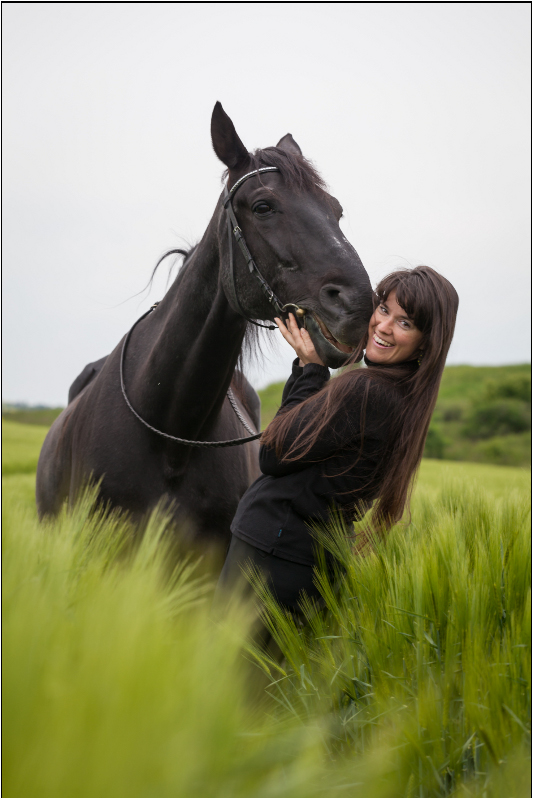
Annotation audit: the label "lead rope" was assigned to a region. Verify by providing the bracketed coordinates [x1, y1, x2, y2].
[120, 304, 262, 447]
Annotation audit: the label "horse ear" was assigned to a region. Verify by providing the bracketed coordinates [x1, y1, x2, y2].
[211, 102, 249, 170]
[276, 133, 302, 156]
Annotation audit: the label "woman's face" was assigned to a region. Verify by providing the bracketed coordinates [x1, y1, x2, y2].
[365, 290, 424, 364]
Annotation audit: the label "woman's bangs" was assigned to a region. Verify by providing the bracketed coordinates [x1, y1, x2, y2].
[375, 274, 400, 305]
[393, 279, 419, 320]
[396, 276, 432, 334]
[376, 273, 422, 329]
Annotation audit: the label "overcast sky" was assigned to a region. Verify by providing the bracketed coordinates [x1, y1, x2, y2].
[3, 3, 530, 406]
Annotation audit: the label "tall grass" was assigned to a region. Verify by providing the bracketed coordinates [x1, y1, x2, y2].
[3, 470, 531, 796]
[3, 488, 331, 797]
[249, 483, 531, 797]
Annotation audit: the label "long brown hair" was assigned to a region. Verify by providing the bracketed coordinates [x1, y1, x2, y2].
[261, 266, 459, 531]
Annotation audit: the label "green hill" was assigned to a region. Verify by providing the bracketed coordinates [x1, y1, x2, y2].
[256, 380, 286, 429]
[433, 363, 530, 402]
[428, 364, 530, 466]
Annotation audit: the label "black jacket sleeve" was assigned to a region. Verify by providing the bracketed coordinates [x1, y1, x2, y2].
[279, 358, 330, 406]
[259, 359, 362, 477]
[260, 359, 330, 477]
[260, 364, 397, 482]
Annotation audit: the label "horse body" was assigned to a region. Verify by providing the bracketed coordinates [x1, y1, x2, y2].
[37, 213, 259, 543]
[36, 103, 373, 549]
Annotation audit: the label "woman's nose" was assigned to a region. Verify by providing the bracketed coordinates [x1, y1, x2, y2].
[376, 319, 393, 335]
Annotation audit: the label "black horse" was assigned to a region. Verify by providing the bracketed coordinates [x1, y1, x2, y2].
[36, 103, 373, 549]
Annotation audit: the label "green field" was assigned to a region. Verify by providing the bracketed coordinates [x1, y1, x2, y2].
[2, 414, 531, 797]
[1, 406, 64, 426]
[2, 419, 50, 475]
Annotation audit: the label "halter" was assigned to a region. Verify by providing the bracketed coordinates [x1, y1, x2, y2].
[223, 167, 284, 330]
[120, 167, 306, 448]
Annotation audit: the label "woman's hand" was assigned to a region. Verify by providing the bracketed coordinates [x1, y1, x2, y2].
[274, 313, 325, 366]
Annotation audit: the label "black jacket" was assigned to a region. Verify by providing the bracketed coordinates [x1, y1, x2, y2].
[231, 358, 412, 566]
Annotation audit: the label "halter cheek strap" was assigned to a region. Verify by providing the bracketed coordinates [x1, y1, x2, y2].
[223, 167, 285, 330]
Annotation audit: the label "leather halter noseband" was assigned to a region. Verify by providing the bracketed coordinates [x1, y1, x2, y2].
[119, 167, 300, 448]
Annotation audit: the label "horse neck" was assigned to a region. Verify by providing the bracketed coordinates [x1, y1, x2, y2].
[127, 204, 248, 438]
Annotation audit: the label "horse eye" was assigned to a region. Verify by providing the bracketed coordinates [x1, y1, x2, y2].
[252, 202, 273, 216]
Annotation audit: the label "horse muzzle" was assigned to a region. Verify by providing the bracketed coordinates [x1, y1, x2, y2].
[304, 313, 358, 369]
[281, 303, 362, 369]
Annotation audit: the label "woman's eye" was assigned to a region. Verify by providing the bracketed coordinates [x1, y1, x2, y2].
[252, 202, 273, 216]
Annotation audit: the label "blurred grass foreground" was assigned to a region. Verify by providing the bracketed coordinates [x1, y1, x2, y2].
[2, 405, 531, 796]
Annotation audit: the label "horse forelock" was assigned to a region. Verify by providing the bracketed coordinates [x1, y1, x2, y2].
[223, 147, 327, 196]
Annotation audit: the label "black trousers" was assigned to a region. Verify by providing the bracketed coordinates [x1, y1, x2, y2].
[214, 534, 333, 615]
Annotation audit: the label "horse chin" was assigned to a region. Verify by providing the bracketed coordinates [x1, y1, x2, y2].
[304, 314, 360, 370]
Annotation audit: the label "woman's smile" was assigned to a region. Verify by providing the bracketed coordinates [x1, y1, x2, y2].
[372, 333, 394, 348]
[365, 290, 423, 364]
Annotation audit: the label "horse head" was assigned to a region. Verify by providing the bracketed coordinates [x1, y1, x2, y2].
[211, 102, 373, 368]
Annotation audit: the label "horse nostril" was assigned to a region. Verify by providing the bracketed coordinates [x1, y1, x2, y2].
[320, 285, 345, 309]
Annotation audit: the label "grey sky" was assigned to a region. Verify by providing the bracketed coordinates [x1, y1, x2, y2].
[3, 3, 530, 406]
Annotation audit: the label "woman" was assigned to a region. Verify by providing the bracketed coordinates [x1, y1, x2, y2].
[215, 266, 459, 613]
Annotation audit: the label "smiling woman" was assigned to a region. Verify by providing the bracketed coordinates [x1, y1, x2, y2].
[366, 290, 424, 364]
[215, 266, 459, 617]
